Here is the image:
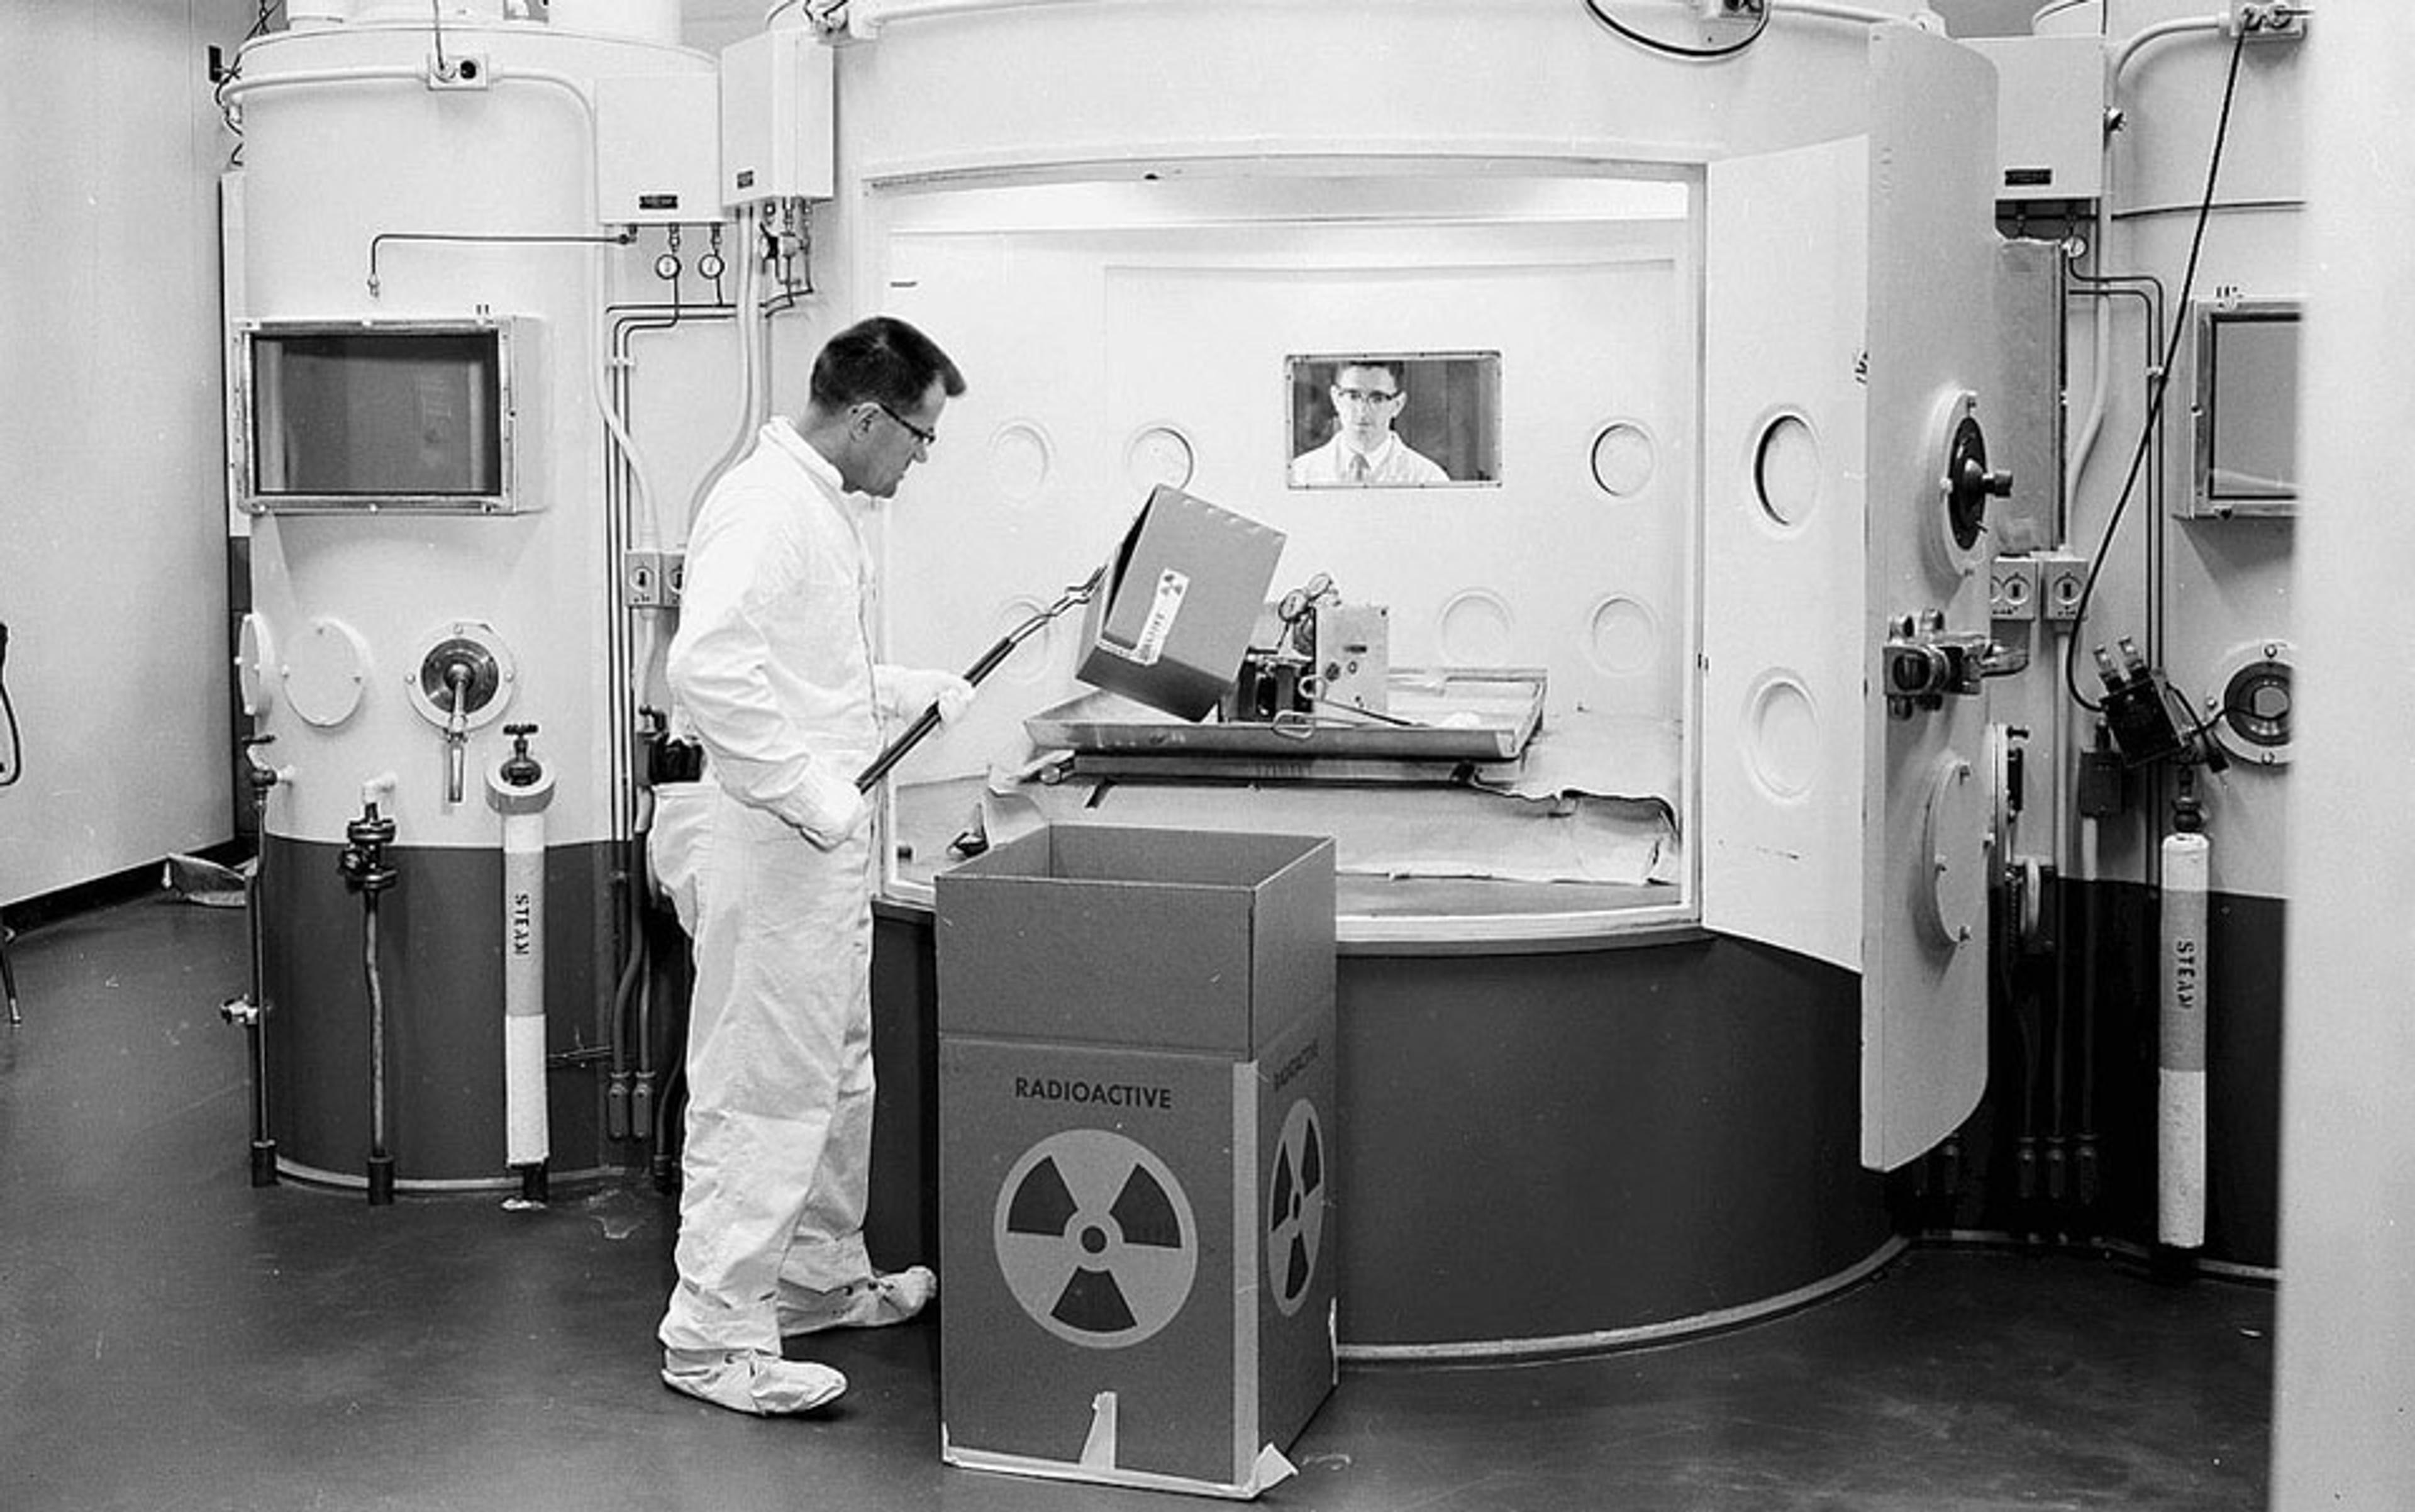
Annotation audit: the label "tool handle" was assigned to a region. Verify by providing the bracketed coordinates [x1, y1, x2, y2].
[856, 706, 945, 792]
[853, 565, 1105, 792]
[853, 642, 1017, 792]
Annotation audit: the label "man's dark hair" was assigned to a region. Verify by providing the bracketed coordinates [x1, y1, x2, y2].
[1335, 357, 1404, 394]
[809, 316, 967, 413]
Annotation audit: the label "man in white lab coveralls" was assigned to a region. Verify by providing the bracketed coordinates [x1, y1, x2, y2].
[651, 316, 974, 1416]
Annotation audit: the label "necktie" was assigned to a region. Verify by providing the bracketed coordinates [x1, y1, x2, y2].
[1347, 452, 1370, 484]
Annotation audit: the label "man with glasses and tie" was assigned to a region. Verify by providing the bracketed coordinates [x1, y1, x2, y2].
[651, 315, 974, 1416]
[1289, 357, 1451, 487]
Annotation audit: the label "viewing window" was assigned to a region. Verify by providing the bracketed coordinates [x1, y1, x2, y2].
[1285, 352, 1501, 489]
[235, 318, 529, 513]
[2188, 299, 2299, 519]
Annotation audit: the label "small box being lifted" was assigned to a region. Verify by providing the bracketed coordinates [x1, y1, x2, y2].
[1074, 486, 1286, 722]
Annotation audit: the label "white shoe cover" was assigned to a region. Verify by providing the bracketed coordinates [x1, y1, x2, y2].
[777, 1265, 938, 1337]
[662, 1348, 847, 1415]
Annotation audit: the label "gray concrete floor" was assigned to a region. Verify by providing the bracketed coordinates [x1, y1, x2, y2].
[0, 896, 2273, 1511]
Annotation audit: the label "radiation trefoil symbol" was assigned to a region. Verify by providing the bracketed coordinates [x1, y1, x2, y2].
[1265, 1099, 1326, 1316]
[994, 1129, 1199, 1349]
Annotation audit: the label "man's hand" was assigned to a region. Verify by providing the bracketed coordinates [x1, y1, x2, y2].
[884, 667, 977, 725]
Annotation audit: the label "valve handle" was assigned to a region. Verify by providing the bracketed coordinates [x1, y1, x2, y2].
[499, 723, 544, 788]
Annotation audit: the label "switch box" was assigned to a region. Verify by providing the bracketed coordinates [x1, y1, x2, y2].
[597, 74, 722, 225]
[1966, 36, 2107, 206]
[1990, 556, 2040, 623]
[621, 548, 684, 608]
[1311, 603, 1390, 716]
[2036, 552, 2089, 623]
[719, 27, 835, 207]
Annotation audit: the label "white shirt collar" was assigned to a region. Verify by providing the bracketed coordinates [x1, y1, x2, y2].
[761, 416, 850, 500]
[1341, 432, 1399, 465]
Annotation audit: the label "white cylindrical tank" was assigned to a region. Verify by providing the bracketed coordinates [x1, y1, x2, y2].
[231, 18, 716, 1187]
[550, 0, 684, 44]
[354, 1, 509, 18]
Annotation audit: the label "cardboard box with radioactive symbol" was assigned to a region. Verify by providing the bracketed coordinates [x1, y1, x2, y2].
[933, 825, 1336, 1499]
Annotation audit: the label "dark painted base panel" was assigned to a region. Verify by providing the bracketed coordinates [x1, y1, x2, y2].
[1335, 939, 1889, 1347]
[259, 834, 624, 1186]
[870, 913, 1891, 1350]
[1897, 882, 2282, 1270]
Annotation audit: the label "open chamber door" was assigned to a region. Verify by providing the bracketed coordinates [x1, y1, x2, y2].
[1703, 26, 1999, 1172]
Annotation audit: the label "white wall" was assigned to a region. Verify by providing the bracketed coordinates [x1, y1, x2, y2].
[0, 0, 255, 904]
[869, 182, 1699, 784]
[2273, 11, 2415, 1506]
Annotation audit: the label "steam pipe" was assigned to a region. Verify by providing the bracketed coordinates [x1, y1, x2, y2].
[220, 734, 296, 1187]
[340, 774, 401, 1206]
[626, 861, 655, 1143]
[2158, 779, 2211, 1258]
[606, 866, 640, 1141]
[2077, 770, 2103, 1207]
[488, 725, 556, 1204]
[246, 832, 273, 1181]
[364, 892, 392, 1203]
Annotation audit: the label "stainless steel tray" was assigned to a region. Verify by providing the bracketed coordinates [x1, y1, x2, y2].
[1025, 669, 1546, 763]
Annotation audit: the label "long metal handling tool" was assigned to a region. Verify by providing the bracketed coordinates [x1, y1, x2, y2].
[855, 565, 1108, 792]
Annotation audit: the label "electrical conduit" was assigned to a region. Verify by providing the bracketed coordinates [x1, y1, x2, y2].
[2067, 8, 2228, 508]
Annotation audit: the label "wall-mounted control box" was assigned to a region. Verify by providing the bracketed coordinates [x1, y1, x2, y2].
[719, 28, 835, 208]
[597, 74, 722, 225]
[1967, 36, 2106, 206]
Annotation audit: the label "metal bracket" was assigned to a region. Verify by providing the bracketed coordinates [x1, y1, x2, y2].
[2226, 3, 2307, 42]
[1884, 610, 2029, 720]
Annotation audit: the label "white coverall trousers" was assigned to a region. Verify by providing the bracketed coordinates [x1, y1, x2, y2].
[653, 779, 877, 1358]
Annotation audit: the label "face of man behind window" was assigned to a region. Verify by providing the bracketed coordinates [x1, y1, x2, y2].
[1330, 364, 1404, 452]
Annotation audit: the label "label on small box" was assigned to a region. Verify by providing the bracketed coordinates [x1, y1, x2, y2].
[1104, 568, 1188, 666]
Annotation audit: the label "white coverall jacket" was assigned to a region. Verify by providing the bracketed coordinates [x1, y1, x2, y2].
[1287, 430, 1450, 486]
[652, 418, 921, 1359]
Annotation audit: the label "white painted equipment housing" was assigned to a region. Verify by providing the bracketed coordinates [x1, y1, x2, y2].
[830, 0, 1992, 1170]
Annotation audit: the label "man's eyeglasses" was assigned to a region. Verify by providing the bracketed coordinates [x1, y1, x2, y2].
[870, 401, 939, 449]
[1333, 387, 1401, 406]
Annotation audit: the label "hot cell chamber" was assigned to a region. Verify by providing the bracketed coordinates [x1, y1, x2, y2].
[215, 0, 2014, 1359]
[829, 0, 2004, 1353]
